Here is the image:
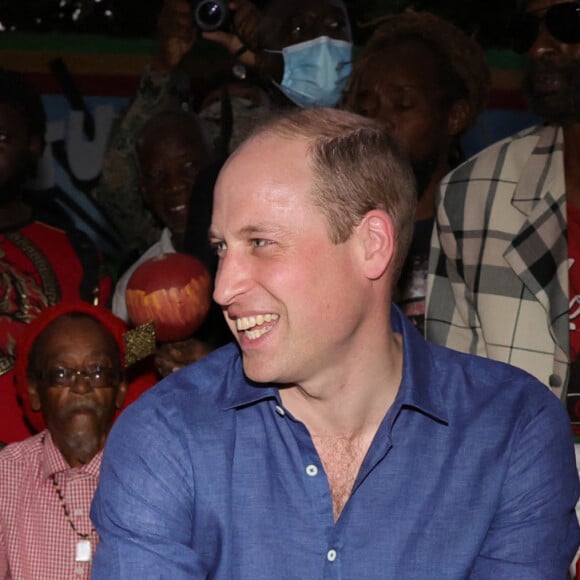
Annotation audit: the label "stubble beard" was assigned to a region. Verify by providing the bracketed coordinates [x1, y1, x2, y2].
[523, 58, 580, 126]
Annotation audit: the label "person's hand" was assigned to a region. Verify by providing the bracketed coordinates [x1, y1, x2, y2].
[154, 337, 214, 377]
[201, 1, 260, 67]
[157, 0, 197, 75]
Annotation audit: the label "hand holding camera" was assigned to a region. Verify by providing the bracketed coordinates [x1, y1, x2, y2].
[200, 0, 260, 67]
[158, 0, 260, 74]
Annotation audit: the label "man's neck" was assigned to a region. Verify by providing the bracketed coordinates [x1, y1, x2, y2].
[279, 328, 404, 522]
[170, 230, 185, 252]
[0, 198, 31, 229]
[279, 331, 403, 438]
[564, 123, 580, 208]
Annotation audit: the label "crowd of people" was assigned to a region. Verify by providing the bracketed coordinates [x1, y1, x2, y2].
[2, 0, 580, 577]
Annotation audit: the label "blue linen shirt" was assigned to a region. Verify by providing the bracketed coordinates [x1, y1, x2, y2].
[91, 307, 580, 579]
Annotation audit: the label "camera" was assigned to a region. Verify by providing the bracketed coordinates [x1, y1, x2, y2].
[190, 0, 230, 32]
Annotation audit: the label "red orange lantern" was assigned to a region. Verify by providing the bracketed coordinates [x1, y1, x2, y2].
[126, 252, 212, 342]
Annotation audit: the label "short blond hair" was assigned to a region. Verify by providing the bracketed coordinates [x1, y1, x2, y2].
[250, 108, 417, 281]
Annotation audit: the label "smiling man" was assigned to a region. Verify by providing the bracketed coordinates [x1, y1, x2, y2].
[112, 108, 213, 323]
[92, 108, 579, 578]
[0, 301, 128, 579]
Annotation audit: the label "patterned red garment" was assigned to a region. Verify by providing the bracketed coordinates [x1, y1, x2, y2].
[0, 431, 101, 579]
[0, 220, 112, 443]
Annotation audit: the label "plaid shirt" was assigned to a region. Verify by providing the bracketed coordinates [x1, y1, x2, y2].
[0, 431, 101, 579]
[426, 124, 569, 401]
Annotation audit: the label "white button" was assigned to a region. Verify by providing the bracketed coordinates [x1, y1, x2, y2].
[275, 405, 285, 416]
[327, 549, 337, 562]
[306, 464, 318, 476]
[75, 567, 84, 574]
[74, 509, 83, 516]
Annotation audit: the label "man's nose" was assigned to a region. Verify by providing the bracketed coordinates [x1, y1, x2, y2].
[165, 171, 188, 193]
[213, 250, 252, 307]
[69, 372, 94, 395]
[528, 21, 560, 58]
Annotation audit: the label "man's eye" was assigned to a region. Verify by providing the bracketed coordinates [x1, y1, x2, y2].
[0, 132, 8, 143]
[87, 365, 104, 379]
[51, 367, 71, 385]
[252, 239, 272, 249]
[211, 241, 227, 256]
[147, 170, 163, 182]
[291, 25, 302, 38]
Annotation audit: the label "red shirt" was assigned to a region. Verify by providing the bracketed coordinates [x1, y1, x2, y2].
[0, 221, 111, 443]
[0, 431, 100, 579]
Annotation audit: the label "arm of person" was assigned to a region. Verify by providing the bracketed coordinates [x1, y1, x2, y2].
[424, 191, 487, 357]
[470, 395, 580, 578]
[90, 397, 204, 577]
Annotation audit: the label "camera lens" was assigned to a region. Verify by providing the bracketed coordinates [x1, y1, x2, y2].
[195, 1, 227, 31]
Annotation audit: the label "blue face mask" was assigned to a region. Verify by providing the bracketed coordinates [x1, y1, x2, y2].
[271, 36, 353, 109]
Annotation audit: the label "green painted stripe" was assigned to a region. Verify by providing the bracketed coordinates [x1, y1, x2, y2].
[0, 33, 228, 57]
[485, 49, 527, 70]
[0, 33, 529, 72]
[0, 33, 156, 54]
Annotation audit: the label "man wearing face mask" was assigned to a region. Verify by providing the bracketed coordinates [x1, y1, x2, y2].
[196, 0, 353, 110]
[426, 0, 580, 412]
[245, 0, 353, 108]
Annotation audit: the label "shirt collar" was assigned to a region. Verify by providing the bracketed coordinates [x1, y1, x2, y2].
[40, 430, 103, 480]
[221, 309, 448, 426]
[160, 227, 176, 252]
[390, 305, 448, 425]
[221, 345, 279, 410]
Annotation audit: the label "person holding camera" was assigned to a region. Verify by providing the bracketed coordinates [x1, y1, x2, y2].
[91, 0, 355, 258]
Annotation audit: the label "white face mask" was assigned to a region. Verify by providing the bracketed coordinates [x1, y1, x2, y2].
[269, 36, 353, 108]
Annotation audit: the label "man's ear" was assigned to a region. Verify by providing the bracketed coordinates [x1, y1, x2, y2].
[115, 379, 129, 410]
[447, 99, 470, 137]
[355, 209, 396, 281]
[28, 380, 42, 412]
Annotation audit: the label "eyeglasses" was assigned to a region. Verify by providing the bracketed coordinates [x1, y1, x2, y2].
[36, 365, 121, 389]
[511, 2, 580, 53]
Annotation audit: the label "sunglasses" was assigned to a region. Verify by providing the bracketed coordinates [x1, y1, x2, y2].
[511, 2, 580, 53]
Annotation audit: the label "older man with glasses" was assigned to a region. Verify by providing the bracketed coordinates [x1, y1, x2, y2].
[426, 0, 580, 424]
[0, 302, 131, 579]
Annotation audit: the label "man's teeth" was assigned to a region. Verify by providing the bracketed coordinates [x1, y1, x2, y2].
[169, 204, 186, 213]
[236, 314, 279, 332]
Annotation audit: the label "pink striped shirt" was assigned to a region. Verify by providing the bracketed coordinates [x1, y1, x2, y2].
[0, 431, 101, 579]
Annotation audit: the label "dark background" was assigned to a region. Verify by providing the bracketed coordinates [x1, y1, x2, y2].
[0, 0, 519, 49]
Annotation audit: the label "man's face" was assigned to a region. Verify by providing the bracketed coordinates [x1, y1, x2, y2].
[140, 121, 211, 235]
[28, 316, 126, 466]
[258, 0, 351, 85]
[523, 0, 580, 124]
[0, 102, 40, 198]
[349, 43, 451, 196]
[211, 134, 368, 388]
